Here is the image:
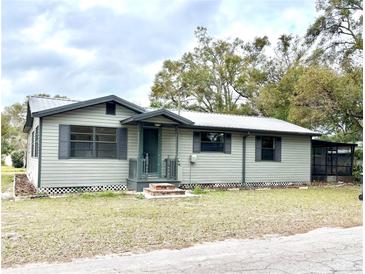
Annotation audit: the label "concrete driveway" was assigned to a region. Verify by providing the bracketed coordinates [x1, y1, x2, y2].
[3, 226, 362, 274]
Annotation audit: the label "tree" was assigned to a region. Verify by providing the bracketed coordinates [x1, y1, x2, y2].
[257, 34, 310, 120]
[305, 0, 363, 68]
[1, 94, 69, 159]
[1, 102, 27, 156]
[150, 27, 270, 114]
[289, 66, 362, 141]
[257, 66, 305, 121]
[1, 114, 13, 156]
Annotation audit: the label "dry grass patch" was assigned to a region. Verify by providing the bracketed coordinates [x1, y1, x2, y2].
[1, 175, 14, 193]
[1, 186, 362, 267]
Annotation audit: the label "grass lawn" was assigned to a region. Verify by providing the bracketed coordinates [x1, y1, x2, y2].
[1, 186, 362, 267]
[1, 166, 25, 193]
[1, 166, 26, 174]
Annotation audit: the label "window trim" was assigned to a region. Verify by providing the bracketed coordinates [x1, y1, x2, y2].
[69, 125, 117, 159]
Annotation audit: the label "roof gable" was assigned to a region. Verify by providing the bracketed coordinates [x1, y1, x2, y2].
[121, 109, 194, 125]
[31, 95, 145, 117]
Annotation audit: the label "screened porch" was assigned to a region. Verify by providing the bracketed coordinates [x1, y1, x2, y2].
[311, 140, 357, 182]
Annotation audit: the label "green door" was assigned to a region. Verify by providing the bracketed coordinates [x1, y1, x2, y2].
[143, 128, 159, 175]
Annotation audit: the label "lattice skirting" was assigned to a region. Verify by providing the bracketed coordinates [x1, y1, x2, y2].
[179, 181, 309, 190]
[38, 184, 127, 195]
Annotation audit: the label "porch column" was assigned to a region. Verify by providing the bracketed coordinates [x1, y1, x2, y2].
[175, 125, 179, 181]
[137, 122, 143, 179]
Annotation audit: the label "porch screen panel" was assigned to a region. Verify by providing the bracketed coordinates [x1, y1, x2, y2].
[336, 147, 352, 176]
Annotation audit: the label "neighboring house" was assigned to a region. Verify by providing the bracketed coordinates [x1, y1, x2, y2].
[23, 95, 348, 194]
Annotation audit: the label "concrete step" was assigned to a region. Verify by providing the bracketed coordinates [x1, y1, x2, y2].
[143, 188, 186, 196]
[149, 183, 176, 191]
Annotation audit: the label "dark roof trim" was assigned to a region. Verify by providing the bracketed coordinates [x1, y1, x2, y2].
[178, 125, 321, 136]
[23, 102, 33, 133]
[120, 109, 194, 125]
[312, 139, 357, 147]
[32, 95, 146, 117]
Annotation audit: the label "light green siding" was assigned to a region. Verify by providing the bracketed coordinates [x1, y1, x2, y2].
[177, 130, 311, 185]
[40, 103, 138, 187]
[161, 127, 177, 176]
[26, 117, 40, 186]
[245, 134, 311, 183]
[178, 129, 244, 184]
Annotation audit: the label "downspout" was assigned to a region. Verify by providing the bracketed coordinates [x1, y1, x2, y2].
[37, 117, 42, 188]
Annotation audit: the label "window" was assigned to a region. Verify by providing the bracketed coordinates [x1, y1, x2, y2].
[256, 136, 281, 161]
[34, 126, 39, 157]
[106, 102, 116, 115]
[201, 132, 225, 152]
[70, 126, 93, 157]
[95, 127, 117, 158]
[70, 125, 117, 158]
[261, 136, 275, 161]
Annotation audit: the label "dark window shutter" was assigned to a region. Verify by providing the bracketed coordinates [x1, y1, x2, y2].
[255, 136, 262, 161]
[117, 127, 128, 160]
[193, 132, 201, 153]
[31, 131, 34, 157]
[59, 125, 70, 159]
[224, 133, 231, 154]
[275, 137, 282, 162]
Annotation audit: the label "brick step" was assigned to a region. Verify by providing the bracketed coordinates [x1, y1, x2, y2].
[143, 188, 186, 196]
[149, 183, 176, 191]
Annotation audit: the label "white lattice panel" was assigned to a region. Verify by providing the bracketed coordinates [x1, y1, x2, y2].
[180, 181, 308, 190]
[38, 184, 127, 195]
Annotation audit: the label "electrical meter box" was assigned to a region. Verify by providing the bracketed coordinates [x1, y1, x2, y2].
[190, 154, 198, 163]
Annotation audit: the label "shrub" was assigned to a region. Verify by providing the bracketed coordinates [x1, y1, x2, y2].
[192, 185, 206, 195]
[353, 164, 363, 184]
[11, 150, 24, 168]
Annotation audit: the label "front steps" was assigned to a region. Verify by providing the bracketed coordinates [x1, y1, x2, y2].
[142, 183, 199, 199]
[143, 183, 186, 196]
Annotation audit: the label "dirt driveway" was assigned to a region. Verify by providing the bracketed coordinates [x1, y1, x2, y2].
[3, 226, 362, 274]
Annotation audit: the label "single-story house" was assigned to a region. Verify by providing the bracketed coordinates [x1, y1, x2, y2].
[23, 95, 354, 194]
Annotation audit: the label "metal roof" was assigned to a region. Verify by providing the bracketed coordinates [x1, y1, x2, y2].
[29, 96, 78, 113]
[29, 95, 145, 116]
[25, 96, 319, 136]
[170, 110, 319, 136]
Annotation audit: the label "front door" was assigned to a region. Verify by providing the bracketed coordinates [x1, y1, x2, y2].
[143, 128, 159, 176]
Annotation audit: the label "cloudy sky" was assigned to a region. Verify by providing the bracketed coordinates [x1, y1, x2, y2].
[2, 0, 317, 108]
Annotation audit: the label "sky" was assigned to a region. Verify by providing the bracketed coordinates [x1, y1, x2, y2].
[2, 0, 317, 108]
